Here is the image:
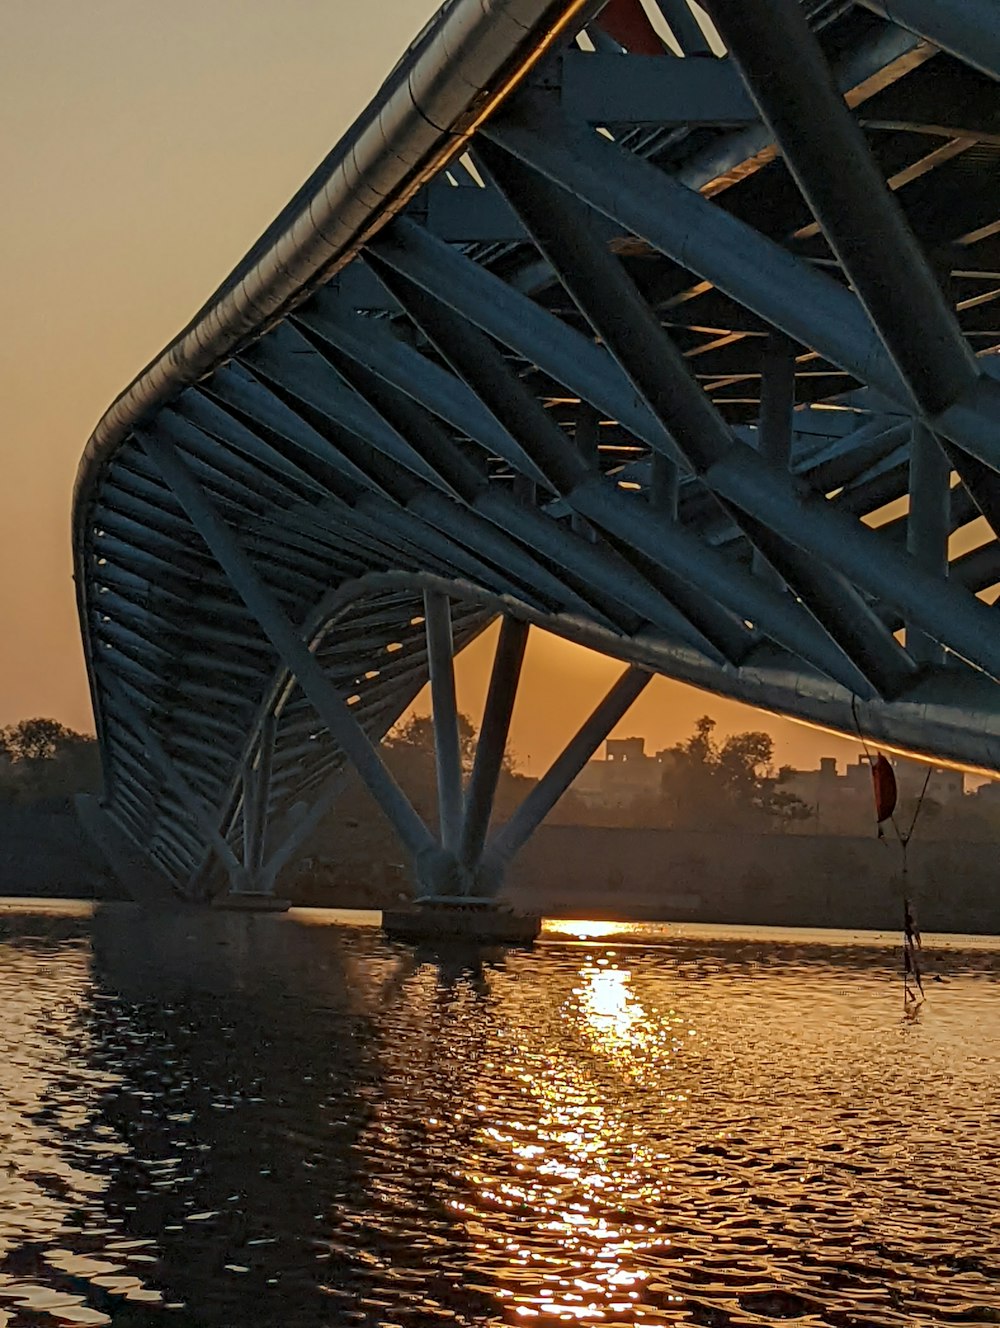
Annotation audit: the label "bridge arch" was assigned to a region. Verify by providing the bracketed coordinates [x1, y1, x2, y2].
[74, 0, 1000, 902]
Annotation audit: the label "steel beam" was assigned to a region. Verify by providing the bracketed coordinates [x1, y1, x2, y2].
[559, 51, 752, 122]
[656, 0, 713, 56]
[424, 590, 465, 853]
[364, 216, 681, 465]
[480, 103, 1000, 681]
[475, 136, 915, 698]
[363, 250, 871, 674]
[484, 95, 1000, 484]
[753, 333, 795, 584]
[485, 94, 907, 407]
[363, 246, 877, 689]
[241, 708, 276, 890]
[706, 0, 978, 419]
[293, 295, 551, 484]
[460, 616, 529, 872]
[139, 429, 436, 862]
[855, 0, 1000, 83]
[292, 328, 726, 652]
[571, 403, 599, 540]
[907, 422, 952, 665]
[483, 665, 652, 878]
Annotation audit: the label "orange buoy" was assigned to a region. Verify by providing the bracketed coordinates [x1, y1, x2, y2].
[871, 753, 897, 824]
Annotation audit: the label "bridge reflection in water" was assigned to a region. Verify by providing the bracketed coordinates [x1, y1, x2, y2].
[73, 0, 1000, 911]
[1, 903, 999, 1324]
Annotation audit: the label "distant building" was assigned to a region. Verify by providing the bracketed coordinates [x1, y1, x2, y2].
[782, 753, 964, 832]
[894, 756, 964, 804]
[572, 737, 674, 810]
[572, 739, 967, 830]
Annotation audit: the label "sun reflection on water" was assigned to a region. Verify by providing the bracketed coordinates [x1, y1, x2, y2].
[0, 912, 999, 1324]
[450, 952, 698, 1322]
[543, 919, 636, 941]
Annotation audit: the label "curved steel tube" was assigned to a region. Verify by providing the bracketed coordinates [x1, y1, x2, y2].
[74, 0, 603, 759]
[73, 0, 1000, 897]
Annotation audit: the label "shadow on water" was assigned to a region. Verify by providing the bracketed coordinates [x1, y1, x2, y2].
[81, 905, 505, 1327]
[3, 903, 1000, 1326]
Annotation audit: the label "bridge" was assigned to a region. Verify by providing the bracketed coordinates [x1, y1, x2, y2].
[74, 0, 1000, 907]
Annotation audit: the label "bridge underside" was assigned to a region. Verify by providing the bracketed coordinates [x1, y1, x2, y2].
[74, 0, 1000, 901]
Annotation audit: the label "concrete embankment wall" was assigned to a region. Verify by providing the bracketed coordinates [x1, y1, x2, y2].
[2, 803, 997, 934]
[504, 825, 1000, 934]
[0, 801, 124, 899]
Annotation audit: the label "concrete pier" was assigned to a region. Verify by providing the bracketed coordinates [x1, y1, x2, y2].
[211, 894, 292, 913]
[382, 903, 541, 945]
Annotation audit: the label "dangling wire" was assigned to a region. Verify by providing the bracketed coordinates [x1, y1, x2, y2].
[892, 763, 933, 850]
[891, 764, 932, 1006]
[851, 696, 931, 1006]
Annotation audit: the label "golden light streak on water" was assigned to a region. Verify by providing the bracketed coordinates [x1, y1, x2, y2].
[0, 903, 998, 1325]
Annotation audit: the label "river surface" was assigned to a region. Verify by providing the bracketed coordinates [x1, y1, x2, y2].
[0, 900, 998, 1327]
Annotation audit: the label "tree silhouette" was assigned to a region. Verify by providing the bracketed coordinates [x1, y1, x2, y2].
[661, 716, 812, 831]
[0, 719, 100, 802]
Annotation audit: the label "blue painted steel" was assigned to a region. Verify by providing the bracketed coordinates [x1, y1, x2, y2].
[559, 52, 755, 123]
[71, 0, 1000, 900]
[856, 0, 1000, 82]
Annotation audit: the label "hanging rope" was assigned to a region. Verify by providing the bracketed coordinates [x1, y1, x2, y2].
[851, 697, 931, 1006]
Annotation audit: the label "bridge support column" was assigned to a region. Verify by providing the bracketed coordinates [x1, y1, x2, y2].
[481, 665, 653, 887]
[454, 615, 529, 893]
[387, 647, 652, 941]
[424, 590, 464, 855]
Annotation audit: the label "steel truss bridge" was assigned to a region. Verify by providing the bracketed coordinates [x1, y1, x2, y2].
[75, 0, 1000, 903]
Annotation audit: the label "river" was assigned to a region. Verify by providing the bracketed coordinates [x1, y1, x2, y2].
[0, 900, 998, 1326]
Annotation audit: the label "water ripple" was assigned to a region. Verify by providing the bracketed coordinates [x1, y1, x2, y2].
[0, 902, 996, 1326]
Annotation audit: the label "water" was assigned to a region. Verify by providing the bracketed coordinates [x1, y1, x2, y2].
[0, 901, 998, 1327]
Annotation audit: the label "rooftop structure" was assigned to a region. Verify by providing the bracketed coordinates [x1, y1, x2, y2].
[572, 737, 672, 809]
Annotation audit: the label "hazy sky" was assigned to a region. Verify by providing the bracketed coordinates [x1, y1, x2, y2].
[0, 0, 867, 776]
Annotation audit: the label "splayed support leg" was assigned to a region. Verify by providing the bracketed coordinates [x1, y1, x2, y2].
[385, 613, 542, 939]
[482, 666, 652, 886]
[140, 431, 436, 874]
[457, 615, 530, 892]
[425, 590, 465, 856]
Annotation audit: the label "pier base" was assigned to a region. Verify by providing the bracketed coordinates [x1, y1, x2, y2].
[382, 902, 541, 945]
[211, 893, 291, 913]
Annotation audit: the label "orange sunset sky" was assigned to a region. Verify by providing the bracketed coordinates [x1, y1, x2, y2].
[1, 0, 870, 777]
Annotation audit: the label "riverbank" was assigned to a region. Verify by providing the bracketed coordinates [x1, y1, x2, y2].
[5, 805, 999, 933]
[292, 823, 1000, 934]
[0, 801, 123, 900]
